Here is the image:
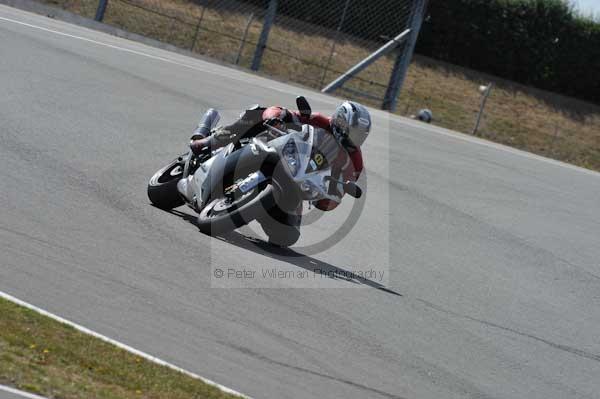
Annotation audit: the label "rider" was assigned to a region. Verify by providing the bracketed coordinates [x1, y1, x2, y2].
[186, 101, 371, 245]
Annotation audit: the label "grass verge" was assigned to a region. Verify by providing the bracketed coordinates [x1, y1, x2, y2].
[0, 297, 241, 399]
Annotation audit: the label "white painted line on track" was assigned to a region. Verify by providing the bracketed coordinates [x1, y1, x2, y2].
[0, 12, 294, 101]
[0, 15, 213, 71]
[0, 291, 250, 399]
[0, 385, 50, 399]
[2, 8, 599, 180]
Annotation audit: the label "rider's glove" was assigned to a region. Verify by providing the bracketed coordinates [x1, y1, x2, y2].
[312, 199, 340, 211]
[264, 117, 285, 130]
[190, 137, 211, 156]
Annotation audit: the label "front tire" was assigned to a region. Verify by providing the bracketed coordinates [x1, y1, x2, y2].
[147, 159, 185, 210]
[258, 206, 301, 247]
[197, 184, 276, 235]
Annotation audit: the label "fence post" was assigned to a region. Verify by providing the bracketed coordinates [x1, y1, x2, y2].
[381, 0, 427, 111]
[319, 0, 352, 87]
[251, 0, 278, 71]
[94, 0, 108, 22]
[473, 83, 493, 136]
[190, 6, 206, 52]
[550, 124, 560, 155]
[236, 13, 255, 65]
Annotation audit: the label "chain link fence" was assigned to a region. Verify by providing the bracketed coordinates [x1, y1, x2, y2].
[258, 0, 416, 104]
[397, 55, 600, 171]
[36, 0, 600, 171]
[42, 0, 422, 108]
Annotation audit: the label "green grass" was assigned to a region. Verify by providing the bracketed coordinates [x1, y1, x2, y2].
[0, 297, 241, 399]
[39, 0, 600, 172]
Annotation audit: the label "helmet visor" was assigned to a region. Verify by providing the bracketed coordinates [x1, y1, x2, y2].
[333, 114, 349, 139]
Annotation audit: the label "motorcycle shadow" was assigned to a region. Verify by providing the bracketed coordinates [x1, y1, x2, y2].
[165, 208, 401, 297]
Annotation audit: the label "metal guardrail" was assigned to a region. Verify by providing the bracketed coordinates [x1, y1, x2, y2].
[322, 29, 411, 94]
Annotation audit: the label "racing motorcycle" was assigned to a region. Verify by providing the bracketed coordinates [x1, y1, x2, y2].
[147, 97, 362, 246]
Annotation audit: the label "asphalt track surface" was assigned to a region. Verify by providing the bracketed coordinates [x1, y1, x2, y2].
[0, 384, 49, 399]
[0, 391, 28, 399]
[1, 6, 600, 399]
[0, 390, 38, 399]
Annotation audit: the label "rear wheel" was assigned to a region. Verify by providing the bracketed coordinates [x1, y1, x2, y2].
[147, 159, 185, 209]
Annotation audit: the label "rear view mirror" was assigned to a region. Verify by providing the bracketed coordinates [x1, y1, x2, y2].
[296, 96, 312, 119]
[343, 181, 362, 198]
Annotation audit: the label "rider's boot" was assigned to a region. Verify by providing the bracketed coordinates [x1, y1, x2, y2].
[197, 106, 266, 150]
[192, 108, 221, 140]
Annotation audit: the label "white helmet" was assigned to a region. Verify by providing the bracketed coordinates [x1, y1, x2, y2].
[331, 101, 371, 150]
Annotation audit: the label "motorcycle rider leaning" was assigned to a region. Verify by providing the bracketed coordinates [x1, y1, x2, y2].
[184, 101, 371, 246]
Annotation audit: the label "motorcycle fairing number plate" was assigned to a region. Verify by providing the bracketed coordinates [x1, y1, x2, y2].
[314, 153, 325, 166]
[238, 171, 267, 193]
[306, 149, 328, 173]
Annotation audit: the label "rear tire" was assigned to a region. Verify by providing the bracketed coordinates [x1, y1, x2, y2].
[147, 159, 185, 210]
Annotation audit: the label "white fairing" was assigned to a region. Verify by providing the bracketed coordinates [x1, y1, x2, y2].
[183, 145, 227, 205]
[191, 151, 216, 200]
[183, 124, 345, 210]
[270, 124, 342, 202]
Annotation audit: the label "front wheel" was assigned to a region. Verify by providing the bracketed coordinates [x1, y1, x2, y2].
[147, 158, 185, 209]
[197, 183, 276, 235]
[258, 206, 301, 247]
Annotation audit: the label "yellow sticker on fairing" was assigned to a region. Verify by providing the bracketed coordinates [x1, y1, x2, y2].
[314, 153, 324, 166]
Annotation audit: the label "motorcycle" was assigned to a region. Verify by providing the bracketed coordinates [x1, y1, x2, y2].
[147, 96, 362, 246]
